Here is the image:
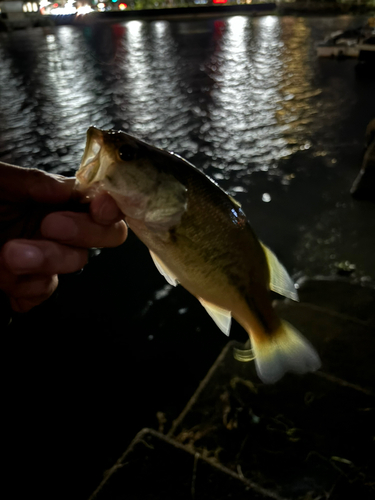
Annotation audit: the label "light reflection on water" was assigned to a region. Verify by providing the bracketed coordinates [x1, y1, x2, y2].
[0, 15, 374, 281]
[122, 19, 193, 148]
[0, 16, 320, 173]
[206, 15, 293, 177]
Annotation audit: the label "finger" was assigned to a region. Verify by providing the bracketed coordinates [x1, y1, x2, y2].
[90, 192, 125, 225]
[2, 240, 88, 276]
[40, 212, 128, 249]
[10, 297, 39, 313]
[7, 274, 58, 313]
[29, 174, 76, 204]
[10, 288, 56, 313]
[0, 162, 75, 204]
[8, 274, 58, 300]
[0, 255, 59, 312]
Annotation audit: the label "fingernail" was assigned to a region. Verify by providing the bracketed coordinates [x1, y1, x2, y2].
[8, 242, 44, 272]
[43, 214, 78, 240]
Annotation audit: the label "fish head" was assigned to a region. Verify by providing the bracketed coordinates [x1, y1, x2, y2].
[75, 127, 187, 228]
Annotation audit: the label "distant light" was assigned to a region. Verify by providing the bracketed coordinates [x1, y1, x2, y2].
[262, 193, 271, 203]
[260, 15, 277, 28]
[77, 5, 93, 14]
[50, 3, 77, 15]
[97, 2, 105, 10]
[213, 0, 227, 3]
[118, 2, 127, 9]
[194, 0, 208, 4]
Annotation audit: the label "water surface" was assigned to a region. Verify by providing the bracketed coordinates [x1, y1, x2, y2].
[1, 14, 374, 282]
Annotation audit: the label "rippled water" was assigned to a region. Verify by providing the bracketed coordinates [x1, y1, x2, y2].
[1, 14, 375, 280]
[0, 16, 320, 169]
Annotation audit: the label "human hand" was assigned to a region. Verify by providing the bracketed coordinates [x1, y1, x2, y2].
[0, 162, 127, 313]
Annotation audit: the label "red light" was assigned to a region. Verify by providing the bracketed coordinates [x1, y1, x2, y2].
[118, 2, 127, 9]
[213, 0, 227, 3]
[52, 3, 59, 7]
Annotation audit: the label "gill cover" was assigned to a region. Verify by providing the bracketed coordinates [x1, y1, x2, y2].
[76, 127, 188, 229]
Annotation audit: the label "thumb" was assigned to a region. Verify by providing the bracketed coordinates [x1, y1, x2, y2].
[0, 162, 76, 204]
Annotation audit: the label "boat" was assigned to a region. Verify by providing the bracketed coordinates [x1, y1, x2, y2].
[317, 28, 364, 59]
[316, 19, 375, 59]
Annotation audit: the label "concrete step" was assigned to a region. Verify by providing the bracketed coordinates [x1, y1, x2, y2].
[275, 277, 375, 391]
[168, 340, 374, 500]
[166, 278, 375, 499]
[294, 277, 375, 328]
[89, 428, 280, 500]
[89, 278, 375, 499]
[274, 302, 375, 392]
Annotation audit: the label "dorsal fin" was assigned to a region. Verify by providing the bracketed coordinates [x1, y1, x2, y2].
[228, 195, 242, 208]
[260, 243, 299, 302]
[149, 250, 179, 287]
[198, 298, 232, 336]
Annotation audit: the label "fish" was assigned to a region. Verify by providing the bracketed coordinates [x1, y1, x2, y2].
[75, 126, 321, 383]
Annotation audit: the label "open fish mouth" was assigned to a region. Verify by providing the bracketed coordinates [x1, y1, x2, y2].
[76, 127, 105, 187]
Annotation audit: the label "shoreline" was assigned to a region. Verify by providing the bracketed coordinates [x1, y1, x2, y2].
[58, 4, 277, 25]
[1, 3, 374, 31]
[46, 3, 375, 26]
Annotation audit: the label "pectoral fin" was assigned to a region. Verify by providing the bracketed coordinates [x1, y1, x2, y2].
[261, 243, 299, 301]
[149, 251, 179, 287]
[198, 298, 232, 336]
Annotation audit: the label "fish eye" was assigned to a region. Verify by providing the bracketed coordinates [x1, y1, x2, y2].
[118, 145, 136, 162]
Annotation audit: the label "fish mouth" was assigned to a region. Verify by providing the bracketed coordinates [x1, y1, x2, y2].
[76, 126, 106, 187]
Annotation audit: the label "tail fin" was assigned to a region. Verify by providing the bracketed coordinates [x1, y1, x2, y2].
[251, 320, 321, 384]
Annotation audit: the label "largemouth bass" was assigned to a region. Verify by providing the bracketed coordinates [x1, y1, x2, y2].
[75, 127, 321, 383]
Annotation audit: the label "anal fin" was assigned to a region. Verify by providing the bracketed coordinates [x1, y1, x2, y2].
[198, 298, 232, 336]
[149, 250, 179, 287]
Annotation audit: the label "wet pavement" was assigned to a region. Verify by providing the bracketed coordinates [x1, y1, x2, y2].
[1, 13, 375, 500]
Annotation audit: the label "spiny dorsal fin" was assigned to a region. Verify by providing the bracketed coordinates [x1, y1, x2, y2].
[260, 243, 299, 301]
[149, 250, 179, 287]
[228, 195, 242, 208]
[198, 298, 232, 336]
